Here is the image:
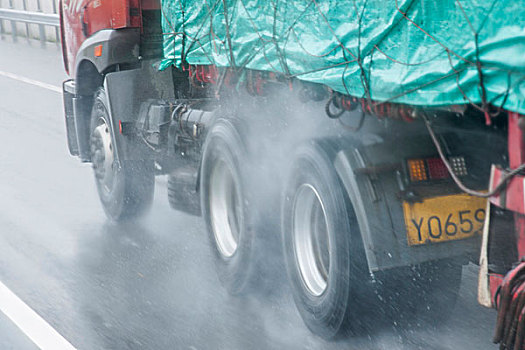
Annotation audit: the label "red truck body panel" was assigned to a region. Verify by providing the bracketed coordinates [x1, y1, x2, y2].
[487, 112, 525, 349]
[490, 113, 525, 218]
[60, 0, 142, 76]
[487, 112, 525, 293]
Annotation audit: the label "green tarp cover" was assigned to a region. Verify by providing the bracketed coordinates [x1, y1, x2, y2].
[160, 0, 525, 114]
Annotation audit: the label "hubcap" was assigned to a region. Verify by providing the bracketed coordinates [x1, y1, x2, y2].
[91, 119, 115, 195]
[209, 160, 241, 258]
[293, 184, 330, 296]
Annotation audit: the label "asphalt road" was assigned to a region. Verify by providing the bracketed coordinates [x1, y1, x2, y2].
[0, 38, 499, 350]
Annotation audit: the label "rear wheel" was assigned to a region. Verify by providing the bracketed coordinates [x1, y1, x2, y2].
[282, 144, 462, 339]
[281, 144, 368, 339]
[90, 88, 154, 221]
[200, 118, 258, 294]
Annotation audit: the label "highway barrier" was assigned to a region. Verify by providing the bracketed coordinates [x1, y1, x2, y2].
[0, 0, 59, 48]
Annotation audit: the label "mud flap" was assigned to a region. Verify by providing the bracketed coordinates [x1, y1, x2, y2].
[478, 198, 493, 307]
[102, 64, 174, 162]
[478, 166, 495, 308]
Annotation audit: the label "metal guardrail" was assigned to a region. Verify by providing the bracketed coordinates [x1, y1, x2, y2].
[0, 8, 58, 26]
[0, 6, 59, 48]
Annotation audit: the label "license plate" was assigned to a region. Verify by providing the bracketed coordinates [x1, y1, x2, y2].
[403, 193, 487, 246]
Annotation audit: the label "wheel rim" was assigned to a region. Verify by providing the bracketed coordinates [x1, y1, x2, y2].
[293, 184, 330, 297]
[209, 159, 241, 258]
[91, 118, 116, 195]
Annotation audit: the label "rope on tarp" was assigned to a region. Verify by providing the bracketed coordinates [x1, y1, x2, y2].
[159, 0, 523, 118]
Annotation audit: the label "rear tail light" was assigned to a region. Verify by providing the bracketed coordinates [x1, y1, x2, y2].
[426, 157, 449, 180]
[407, 159, 428, 182]
[407, 156, 467, 182]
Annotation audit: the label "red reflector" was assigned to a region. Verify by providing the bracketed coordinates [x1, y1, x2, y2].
[426, 157, 449, 180]
[119, 120, 122, 134]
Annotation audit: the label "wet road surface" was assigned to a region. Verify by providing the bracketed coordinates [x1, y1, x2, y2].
[0, 38, 498, 349]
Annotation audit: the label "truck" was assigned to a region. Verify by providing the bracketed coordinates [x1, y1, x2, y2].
[59, 0, 525, 345]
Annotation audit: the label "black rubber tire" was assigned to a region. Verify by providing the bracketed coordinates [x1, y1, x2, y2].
[200, 118, 259, 294]
[90, 88, 154, 221]
[281, 143, 368, 340]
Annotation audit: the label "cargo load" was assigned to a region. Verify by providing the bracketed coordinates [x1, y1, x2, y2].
[161, 0, 525, 115]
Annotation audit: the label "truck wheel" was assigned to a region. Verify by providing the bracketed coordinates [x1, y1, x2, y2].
[200, 118, 257, 294]
[281, 144, 367, 339]
[90, 88, 154, 221]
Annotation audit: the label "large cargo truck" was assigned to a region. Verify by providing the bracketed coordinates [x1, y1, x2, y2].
[59, 0, 524, 343]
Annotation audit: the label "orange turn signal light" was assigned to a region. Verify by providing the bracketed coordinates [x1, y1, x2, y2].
[94, 45, 103, 57]
[407, 159, 427, 182]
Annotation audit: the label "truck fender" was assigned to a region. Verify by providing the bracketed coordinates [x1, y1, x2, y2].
[63, 29, 141, 160]
[333, 148, 391, 272]
[74, 28, 141, 84]
[100, 64, 175, 162]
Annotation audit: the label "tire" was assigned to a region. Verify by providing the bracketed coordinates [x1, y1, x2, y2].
[200, 118, 258, 294]
[90, 88, 154, 221]
[281, 143, 368, 339]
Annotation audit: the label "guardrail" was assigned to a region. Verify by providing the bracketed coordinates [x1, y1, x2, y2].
[0, 5, 59, 48]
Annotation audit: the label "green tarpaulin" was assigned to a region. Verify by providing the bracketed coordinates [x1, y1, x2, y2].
[160, 0, 525, 115]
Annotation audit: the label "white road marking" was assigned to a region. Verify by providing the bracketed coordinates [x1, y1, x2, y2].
[0, 70, 61, 93]
[0, 280, 76, 350]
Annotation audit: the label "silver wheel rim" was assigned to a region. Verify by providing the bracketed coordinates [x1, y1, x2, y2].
[209, 159, 241, 258]
[91, 118, 116, 195]
[293, 184, 330, 297]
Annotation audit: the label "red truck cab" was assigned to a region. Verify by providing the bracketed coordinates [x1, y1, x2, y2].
[60, 0, 158, 76]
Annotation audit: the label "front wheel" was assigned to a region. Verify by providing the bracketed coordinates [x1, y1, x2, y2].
[90, 88, 154, 221]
